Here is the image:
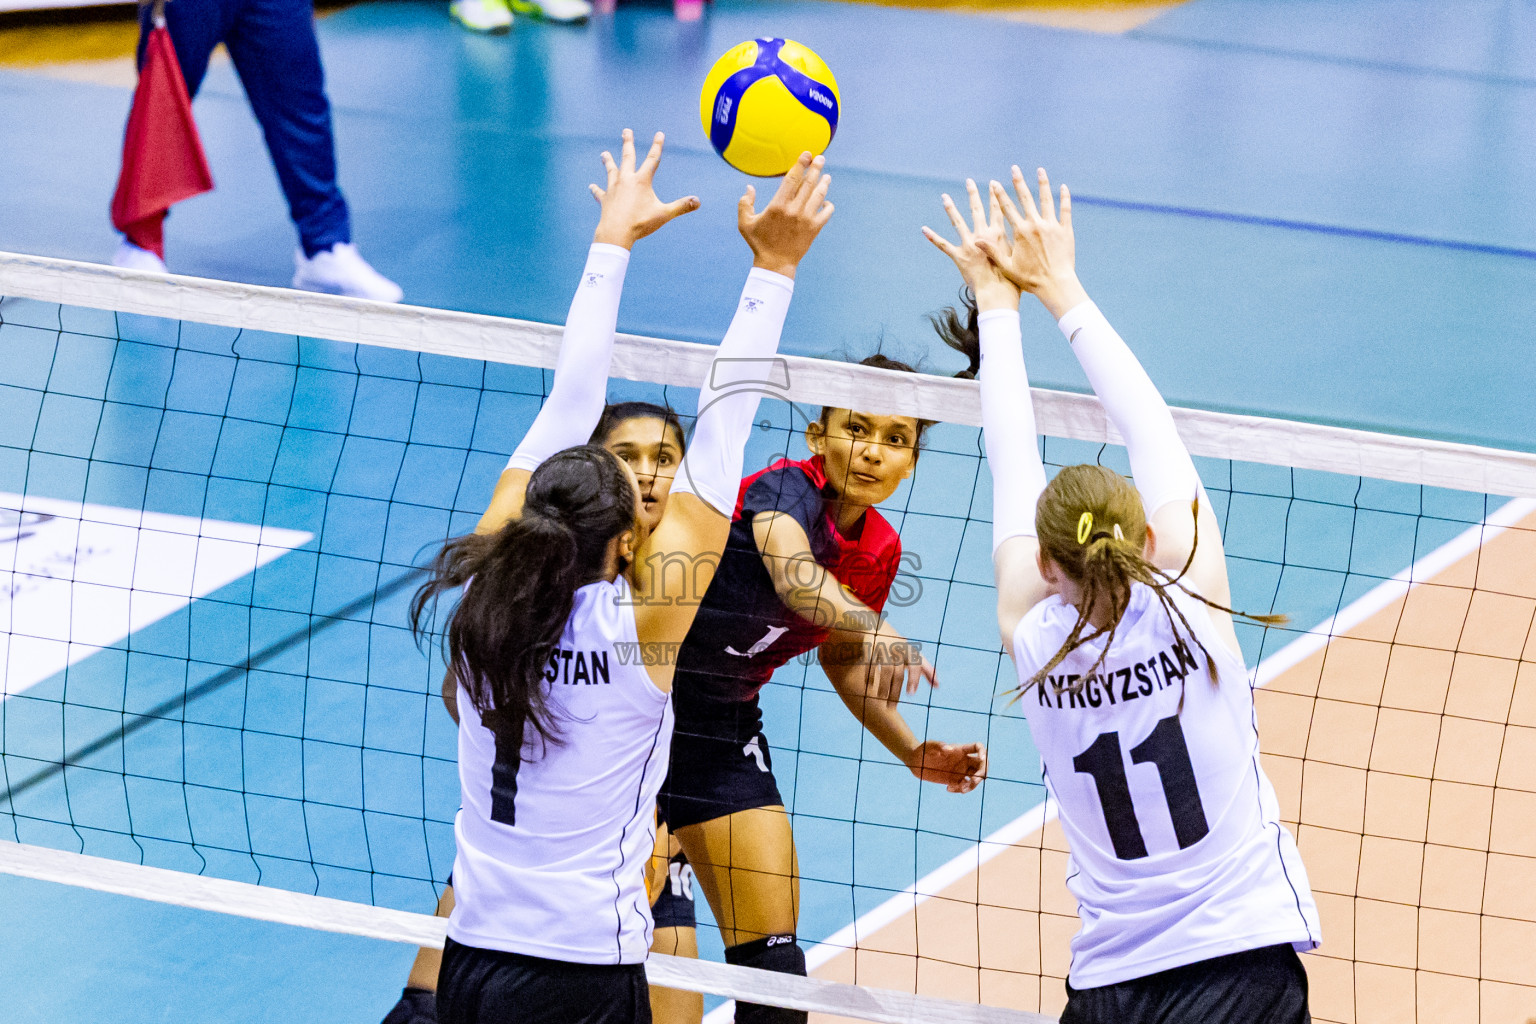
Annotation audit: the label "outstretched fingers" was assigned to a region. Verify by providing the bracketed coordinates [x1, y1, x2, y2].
[988, 183, 1006, 235]
[773, 151, 814, 208]
[618, 128, 637, 174]
[911, 656, 937, 695]
[992, 179, 1028, 236]
[920, 224, 958, 259]
[590, 148, 618, 203]
[736, 184, 758, 230]
[637, 131, 666, 180]
[661, 194, 702, 224]
[965, 178, 988, 233]
[806, 169, 833, 221]
[792, 154, 826, 212]
[940, 193, 971, 242]
[1059, 182, 1072, 230]
[1035, 167, 1055, 223]
[1011, 165, 1043, 224]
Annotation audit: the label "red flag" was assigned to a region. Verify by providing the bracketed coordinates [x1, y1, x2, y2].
[110, 23, 214, 260]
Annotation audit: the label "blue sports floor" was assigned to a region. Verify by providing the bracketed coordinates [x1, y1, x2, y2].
[1, 1, 1535, 1021]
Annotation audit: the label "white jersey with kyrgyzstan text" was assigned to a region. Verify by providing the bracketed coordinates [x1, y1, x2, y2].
[1012, 582, 1320, 989]
[449, 576, 673, 965]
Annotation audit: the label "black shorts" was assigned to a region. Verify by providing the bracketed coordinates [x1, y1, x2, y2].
[436, 937, 651, 1024]
[1061, 943, 1310, 1024]
[650, 849, 696, 930]
[657, 690, 784, 830]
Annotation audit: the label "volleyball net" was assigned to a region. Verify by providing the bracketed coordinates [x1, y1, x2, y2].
[1, 252, 1534, 1024]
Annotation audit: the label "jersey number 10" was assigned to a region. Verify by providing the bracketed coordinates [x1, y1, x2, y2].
[1072, 715, 1209, 860]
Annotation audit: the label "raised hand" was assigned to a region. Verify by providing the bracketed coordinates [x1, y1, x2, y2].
[737, 152, 835, 278]
[921, 177, 1020, 313]
[590, 129, 701, 249]
[904, 739, 988, 794]
[984, 167, 1089, 320]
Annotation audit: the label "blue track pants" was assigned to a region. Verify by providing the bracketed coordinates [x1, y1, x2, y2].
[137, 0, 351, 256]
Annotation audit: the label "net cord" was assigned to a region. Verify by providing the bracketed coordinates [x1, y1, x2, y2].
[3, 252, 1534, 499]
[0, 839, 1052, 1024]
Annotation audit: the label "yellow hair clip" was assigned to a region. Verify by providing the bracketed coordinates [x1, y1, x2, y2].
[1077, 511, 1093, 545]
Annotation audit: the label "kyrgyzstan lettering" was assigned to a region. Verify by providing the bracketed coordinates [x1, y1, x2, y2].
[543, 648, 612, 685]
[1040, 639, 1200, 709]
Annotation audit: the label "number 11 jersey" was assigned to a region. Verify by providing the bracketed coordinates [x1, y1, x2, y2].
[1012, 582, 1320, 989]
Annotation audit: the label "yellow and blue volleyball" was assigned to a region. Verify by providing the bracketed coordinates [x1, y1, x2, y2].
[699, 38, 840, 178]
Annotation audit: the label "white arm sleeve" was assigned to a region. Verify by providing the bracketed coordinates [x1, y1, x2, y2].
[1057, 300, 1200, 518]
[671, 268, 794, 515]
[979, 309, 1048, 550]
[506, 243, 630, 472]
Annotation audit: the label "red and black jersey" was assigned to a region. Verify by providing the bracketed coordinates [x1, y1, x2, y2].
[671, 456, 902, 704]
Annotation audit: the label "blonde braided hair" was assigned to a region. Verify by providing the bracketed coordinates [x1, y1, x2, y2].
[1019, 464, 1286, 699]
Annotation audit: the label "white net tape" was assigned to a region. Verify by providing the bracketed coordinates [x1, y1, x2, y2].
[4, 252, 1533, 499]
[0, 840, 1051, 1024]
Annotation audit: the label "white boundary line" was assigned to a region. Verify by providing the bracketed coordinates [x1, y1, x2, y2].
[0, 840, 1050, 1024]
[4, 253, 1535, 498]
[1251, 497, 1536, 684]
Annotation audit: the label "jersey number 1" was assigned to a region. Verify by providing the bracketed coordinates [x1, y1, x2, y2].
[1072, 715, 1209, 860]
[490, 721, 525, 826]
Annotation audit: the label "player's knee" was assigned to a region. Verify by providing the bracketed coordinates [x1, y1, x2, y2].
[724, 935, 807, 1024]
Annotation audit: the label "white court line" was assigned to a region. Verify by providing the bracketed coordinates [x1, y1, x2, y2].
[1249, 496, 1536, 685]
[0, 491, 312, 700]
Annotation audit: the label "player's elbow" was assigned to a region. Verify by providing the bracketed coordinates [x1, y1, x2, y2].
[996, 607, 1023, 657]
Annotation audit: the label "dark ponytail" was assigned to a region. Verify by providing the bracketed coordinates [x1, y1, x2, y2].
[410, 444, 637, 751]
[929, 287, 981, 381]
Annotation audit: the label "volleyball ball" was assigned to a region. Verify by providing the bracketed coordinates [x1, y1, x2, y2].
[699, 38, 840, 178]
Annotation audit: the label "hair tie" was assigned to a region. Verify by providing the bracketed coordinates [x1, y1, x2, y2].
[1076, 511, 1093, 545]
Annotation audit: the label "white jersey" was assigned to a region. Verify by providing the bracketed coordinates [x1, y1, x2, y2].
[449, 576, 673, 965]
[1012, 582, 1320, 988]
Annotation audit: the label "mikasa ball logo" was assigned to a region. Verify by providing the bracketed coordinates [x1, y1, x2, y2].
[807, 86, 832, 109]
[716, 95, 733, 121]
